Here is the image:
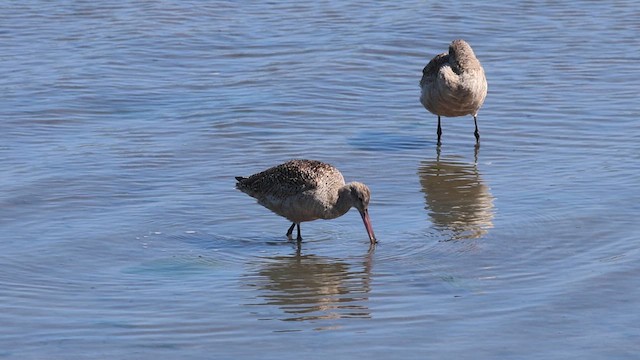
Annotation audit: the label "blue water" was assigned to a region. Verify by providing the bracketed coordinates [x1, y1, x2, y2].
[1, 1, 640, 359]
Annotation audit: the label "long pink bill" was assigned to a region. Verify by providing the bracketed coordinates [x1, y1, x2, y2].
[360, 209, 377, 244]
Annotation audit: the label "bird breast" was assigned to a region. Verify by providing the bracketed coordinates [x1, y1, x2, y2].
[421, 63, 487, 118]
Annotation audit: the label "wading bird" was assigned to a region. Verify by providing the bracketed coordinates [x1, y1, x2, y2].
[420, 39, 487, 145]
[235, 159, 377, 244]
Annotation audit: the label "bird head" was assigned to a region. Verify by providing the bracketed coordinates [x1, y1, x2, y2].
[449, 39, 479, 72]
[348, 182, 377, 244]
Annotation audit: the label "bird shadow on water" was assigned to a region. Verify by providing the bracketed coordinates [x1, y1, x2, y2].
[418, 144, 495, 241]
[243, 242, 375, 328]
[348, 130, 432, 152]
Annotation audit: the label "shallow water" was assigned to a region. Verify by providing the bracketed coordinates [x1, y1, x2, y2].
[2, 1, 640, 359]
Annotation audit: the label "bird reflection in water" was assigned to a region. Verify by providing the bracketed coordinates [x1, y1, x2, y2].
[419, 146, 494, 240]
[246, 244, 373, 324]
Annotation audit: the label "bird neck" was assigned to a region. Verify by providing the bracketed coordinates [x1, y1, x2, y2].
[329, 184, 354, 219]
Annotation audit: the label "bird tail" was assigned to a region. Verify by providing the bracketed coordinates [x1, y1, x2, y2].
[235, 176, 248, 190]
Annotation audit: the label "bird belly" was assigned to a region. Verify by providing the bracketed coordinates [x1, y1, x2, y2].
[421, 71, 487, 117]
[258, 194, 323, 223]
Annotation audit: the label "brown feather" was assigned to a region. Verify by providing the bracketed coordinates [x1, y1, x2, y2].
[420, 39, 487, 118]
[235, 159, 376, 243]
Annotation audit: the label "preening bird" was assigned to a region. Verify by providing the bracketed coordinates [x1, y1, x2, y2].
[420, 39, 488, 145]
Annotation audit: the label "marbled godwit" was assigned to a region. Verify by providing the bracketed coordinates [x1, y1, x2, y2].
[235, 159, 377, 244]
[420, 39, 488, 145]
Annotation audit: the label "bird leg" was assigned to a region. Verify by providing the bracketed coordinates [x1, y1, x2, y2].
[286, 222, 296, 240]
[474, 115, 480, 142]
[437, 115, 442, 145]
[286, 222, 303, 241]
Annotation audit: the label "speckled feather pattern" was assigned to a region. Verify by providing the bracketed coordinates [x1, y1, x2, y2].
[420, 39, 487, 117]
[236, 159, 350, 223]
[237, 160, 344, 197]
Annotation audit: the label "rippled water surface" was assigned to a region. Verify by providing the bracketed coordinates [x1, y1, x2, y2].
[2, 1, 640, 359]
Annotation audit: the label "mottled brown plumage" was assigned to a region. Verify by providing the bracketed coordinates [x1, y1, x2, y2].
[420, 39, 488, 144]
[235, 159, 376, 244]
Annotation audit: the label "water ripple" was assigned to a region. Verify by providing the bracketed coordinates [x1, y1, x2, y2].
[2, 0, 640, 358]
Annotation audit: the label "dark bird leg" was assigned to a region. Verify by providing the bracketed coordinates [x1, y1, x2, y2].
[286, 222, 302, 241]
[474, 115, 480, 142]
[286, 222, 296, 240]
[437, 115, 442, 145]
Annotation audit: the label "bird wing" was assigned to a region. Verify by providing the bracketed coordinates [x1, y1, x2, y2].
[420, 52, 448, 88]
[237, 160, 335, 199]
